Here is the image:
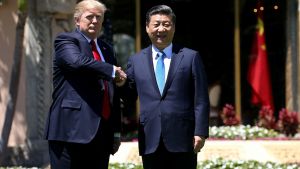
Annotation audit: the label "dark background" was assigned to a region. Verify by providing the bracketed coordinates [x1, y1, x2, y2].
[103, 0, 286, 126]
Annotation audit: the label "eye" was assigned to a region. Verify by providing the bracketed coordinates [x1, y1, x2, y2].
[95, 16, 101, 20]
[163, 22, 172, 28]
[85, 15, 102, 21]
[152, 23, 160, 28]
[163, 24, 170, 28]
[86, 15, 93, 20]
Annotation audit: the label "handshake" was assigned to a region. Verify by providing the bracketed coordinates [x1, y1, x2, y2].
[114, 66, 127, 87]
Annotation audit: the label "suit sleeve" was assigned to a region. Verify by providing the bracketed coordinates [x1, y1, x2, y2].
[193, 52, 210, 138]
[54, 33, 113, 80]
[119, 56, 138, 102]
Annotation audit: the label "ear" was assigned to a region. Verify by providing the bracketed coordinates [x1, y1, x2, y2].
[74, 17, 80, 27]
[146, 25, 150, 34]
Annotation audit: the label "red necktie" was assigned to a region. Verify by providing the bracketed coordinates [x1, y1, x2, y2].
[90, 40, 110, 120]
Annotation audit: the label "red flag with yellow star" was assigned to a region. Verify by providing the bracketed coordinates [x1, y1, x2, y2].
[247, 3, 274, 110]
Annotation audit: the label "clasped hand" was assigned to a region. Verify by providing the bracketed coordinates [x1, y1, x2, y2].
[114, 66, 127, 86]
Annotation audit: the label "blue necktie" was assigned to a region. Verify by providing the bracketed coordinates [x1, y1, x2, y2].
[155, 52, 165, 94]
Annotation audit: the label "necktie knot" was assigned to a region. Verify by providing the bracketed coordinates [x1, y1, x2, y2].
[90, 40, 101, 61]
[90, 40, 96, 48]
[156, 51, 166, 60]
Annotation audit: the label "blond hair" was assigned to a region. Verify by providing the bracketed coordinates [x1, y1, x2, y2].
[74, 0, 107, 19]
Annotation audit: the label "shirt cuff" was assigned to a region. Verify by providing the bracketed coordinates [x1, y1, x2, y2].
[112, 66, 116, 78]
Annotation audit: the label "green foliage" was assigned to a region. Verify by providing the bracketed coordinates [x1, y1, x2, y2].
[209, 125, 280, 140]
[109, 163, 143, 169]
[198, 158, 300, 169]
[0, 167, 40, 169]
[18, 0, 27, 12]
[0, 159, 299, 169]
[108, 159, 300, 169]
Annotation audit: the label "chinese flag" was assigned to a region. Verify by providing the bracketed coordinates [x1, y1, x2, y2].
[247, 4, 274, 110]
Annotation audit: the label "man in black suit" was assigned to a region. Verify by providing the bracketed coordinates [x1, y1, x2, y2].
[44, 0, 126, 168]
[123, 4, 210, 169]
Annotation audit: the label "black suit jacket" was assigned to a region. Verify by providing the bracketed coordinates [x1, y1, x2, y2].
[124, 44, 210, 155]
[44, 29, 121, 150]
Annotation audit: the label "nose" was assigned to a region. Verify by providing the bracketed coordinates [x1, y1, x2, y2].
[91, 16, 98, 22]
[158, 25, 165, 32]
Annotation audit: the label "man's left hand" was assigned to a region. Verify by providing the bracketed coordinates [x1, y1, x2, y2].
[193, 136, 205, 154]
[112, 136, 121, 155]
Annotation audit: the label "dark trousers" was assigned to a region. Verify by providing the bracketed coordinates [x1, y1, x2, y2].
[48, 121, 111, 169]
[142, 139, 197, 169]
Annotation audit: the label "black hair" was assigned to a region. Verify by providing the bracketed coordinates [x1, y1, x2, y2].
[145, 5, 176, 26]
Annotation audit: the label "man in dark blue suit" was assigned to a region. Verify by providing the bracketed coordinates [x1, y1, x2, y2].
[44, 0, 126, 169]
[123, 4, 210, 169]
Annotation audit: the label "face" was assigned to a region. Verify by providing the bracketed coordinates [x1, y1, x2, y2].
[75, 7, 104, 39]
[146, 14, 175, 50]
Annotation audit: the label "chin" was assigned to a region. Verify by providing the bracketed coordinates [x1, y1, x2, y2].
[88, 32, 98, 38]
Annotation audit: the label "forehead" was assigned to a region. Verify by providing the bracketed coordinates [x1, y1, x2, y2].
[149, 14, 172, 23]
[83, 7, 103, 14]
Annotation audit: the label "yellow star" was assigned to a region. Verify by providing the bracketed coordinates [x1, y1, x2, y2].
[257, 17, 264, 36]
[261, 44, 266, 51]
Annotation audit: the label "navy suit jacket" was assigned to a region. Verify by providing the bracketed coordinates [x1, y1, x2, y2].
[125, 45, 210, 155]
[44, 29, 121, 148]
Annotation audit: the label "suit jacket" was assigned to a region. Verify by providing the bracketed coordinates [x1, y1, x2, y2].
[44, 29, 121, 149]
[125, 44, 210, 155]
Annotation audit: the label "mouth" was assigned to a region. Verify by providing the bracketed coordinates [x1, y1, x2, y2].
[89, 27, 98, 33]
[156, 34, 166, 41]
[89, 24, 97, 29]
[89, 25, 95, 30]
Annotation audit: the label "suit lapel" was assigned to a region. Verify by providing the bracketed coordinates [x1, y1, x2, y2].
[74, 29, 94, 59]
[97, 40, 115, 103]
[142, 45, 184, 97]
[74, 30, 115, 103]
[142, 46, 162, 96]
[162, 45, 184, 96]
[97, 39, 112, 64]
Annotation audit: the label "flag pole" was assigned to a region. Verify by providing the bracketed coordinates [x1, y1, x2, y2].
[234, 0, 242, 121]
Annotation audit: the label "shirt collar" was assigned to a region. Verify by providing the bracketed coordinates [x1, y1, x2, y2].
[78, 29, 96, 44]
[152, 43, 172, 60]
